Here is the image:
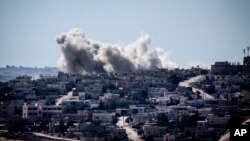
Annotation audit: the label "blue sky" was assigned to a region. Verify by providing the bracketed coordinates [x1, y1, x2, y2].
[0, 0, 250, 68]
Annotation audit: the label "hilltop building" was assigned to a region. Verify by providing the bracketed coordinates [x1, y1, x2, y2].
[211, 47, 250, 75]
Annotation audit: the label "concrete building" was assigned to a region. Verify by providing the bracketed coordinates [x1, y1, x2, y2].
[132, 113, 152, 125]
[211, 61, 242, 75]
[163, 133, 176, 141]
[115, 108, 129, 116]
[211, 54, 250, 75]
[92, 112, 115, 123]
[23, 102, 63, 118]
[143, 123, 167, 139]
[206, 114, 230, 126]
[0, 100, 24, 118]
[148, 87, 167, 98]
[243, 56, 250, 75]
[99, 93, 120, 101]
[129, 105, 145, 114]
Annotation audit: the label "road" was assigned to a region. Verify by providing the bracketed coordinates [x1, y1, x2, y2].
[179, 75, 215, 100]
[33, 132, 79, 141]
[116, 117, 144, 141]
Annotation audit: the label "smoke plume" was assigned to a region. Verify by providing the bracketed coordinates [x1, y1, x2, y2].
[56, 28, 176, 74]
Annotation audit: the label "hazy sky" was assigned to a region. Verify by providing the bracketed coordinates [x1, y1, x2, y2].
[0, 0, 250, 68]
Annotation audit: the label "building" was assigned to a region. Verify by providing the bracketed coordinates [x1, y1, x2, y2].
[92, 112, 116, 123]
[0, 100, 24, 118]
[211, 49, 250, 75]
[243, 56, 250, 75]
[148, 87, 167, 98]
[99, 93, 120, 101]
[211, 61, 242, 75]
[132, 113, 152, 125]
[143, 123, 167, 139]
[115, 108, 129, 116]
[23, 102, 63, 118]
[163, 133, 176, 141]
[156, 96, 171, 105]
[206, 114, 230, 126]
[129, 105, 145, 114]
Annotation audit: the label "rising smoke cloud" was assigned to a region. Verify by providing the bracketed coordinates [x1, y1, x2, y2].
[56, 28, 176, 74]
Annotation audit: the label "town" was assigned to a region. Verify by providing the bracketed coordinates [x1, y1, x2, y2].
[0, 54, 250, 141]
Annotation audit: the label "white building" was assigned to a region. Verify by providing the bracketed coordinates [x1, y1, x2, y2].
[99, 93, 120, 101]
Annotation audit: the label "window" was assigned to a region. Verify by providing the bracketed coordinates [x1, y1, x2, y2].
[28, 107, 37, 110]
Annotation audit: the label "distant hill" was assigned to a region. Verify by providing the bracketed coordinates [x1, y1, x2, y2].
[0, 66, 59, 82]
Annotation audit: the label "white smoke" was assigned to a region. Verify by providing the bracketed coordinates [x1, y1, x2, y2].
[179, 75, 205, 87]
[56, 28, 176, 74]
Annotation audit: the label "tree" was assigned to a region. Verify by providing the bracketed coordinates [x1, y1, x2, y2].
[7, 117, 31, 132]
[205, 85, 216, 94]
[102, 83, 117, 93]
[200, 69, 208, 75]
[67, 120, 74, 128]
[0, 85, 12, 100]
[156, 113, 168, 126]
[38, 120, 49, 132]
[145, 135, 154, 141]
[168, 74, 182, 85]
[112, 117, 118, 124]
[179, 112, 199, 128]
[141, 89, 148, 99]
[125, 116, 133, 123]
[58, 120, 66, 134]
[46, 98, 56, 105]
